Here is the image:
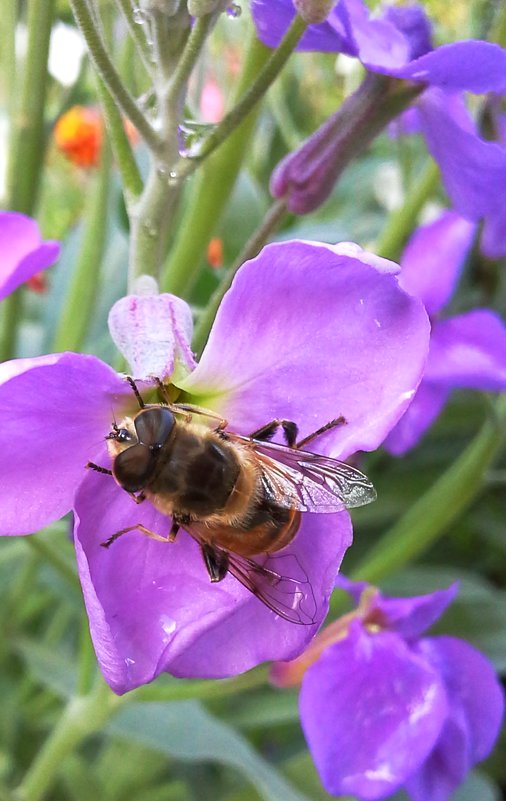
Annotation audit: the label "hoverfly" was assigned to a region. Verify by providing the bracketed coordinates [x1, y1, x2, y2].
[87, 378, 376, 625]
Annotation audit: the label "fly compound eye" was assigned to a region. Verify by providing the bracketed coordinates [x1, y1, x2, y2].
[116, 428, 132, 442]
[113, 444, 157, 492]
[134, 407, 175, 449]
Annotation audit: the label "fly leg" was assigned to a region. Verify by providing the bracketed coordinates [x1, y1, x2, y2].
[249, 419, 299, 447]
[296, 416, 347, 449]
[101, 523, 172, 548]
[201, 543, 229, 583]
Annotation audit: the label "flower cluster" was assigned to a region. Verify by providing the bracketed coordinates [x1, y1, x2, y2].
[386, 211, 506, 454]
[272, 576, 504, 801]
[0, 241, 429, 693]
[251, 0, 506, 246]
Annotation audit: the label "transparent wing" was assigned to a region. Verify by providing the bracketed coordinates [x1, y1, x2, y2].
[224, 550, 317, 625]
[184, 522, 317, 625]
[231, 434, 377, 513]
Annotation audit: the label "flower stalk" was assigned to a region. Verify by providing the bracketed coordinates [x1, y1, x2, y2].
[69, 0, 162, 153]
[14, 680, 123, 801]
[52, 141, 112, 352]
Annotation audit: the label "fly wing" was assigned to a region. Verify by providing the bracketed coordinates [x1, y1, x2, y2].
[225, 551, 317, 625]
[183, 520, 317, 625]
[231, 434, 376, 513]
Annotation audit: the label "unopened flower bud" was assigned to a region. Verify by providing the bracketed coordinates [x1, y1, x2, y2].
[293, 0, 334, 24]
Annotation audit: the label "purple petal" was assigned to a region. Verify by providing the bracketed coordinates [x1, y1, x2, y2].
[250, 0, 355, 54]
[0, 353, 130, 534]
[383, 381, 450, 456]
[334, 573, 370, 603]
[426, 311, 506, 390]
[341, 0, 411, 72]
[75, 469, 352, 693]
[406, 636, 504, 801]
[399, 212, 476, 316]
[417, 90, 506, 223]
[0, 211, 60, 299]
[299, 623, 448, 799]
[395, 41, 506, 92]
[378, 584, 459, 641]
[177, 241, 430, 460]
[108, 292, 196, 381]
[383, 4, 433, 60]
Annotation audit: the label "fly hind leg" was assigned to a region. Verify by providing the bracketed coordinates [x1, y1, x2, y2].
[250, 419, 299, 447]
[101, 520, 177, 548]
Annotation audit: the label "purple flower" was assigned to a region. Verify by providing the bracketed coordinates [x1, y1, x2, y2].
[0, 211, 60, 299]
[272, 576, 504, 801]
[384, 211, 506, 455]
[252, 1, 506, 222]
[0, 241, 430, 693]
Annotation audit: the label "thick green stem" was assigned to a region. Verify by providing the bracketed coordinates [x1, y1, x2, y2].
[69, 0, 161, 152]
[160, 30, 272, 297]
[15, 681, 123, 801]
[51, 143, 112, 352]
[0, 0, 55, 362]
[6, 0, 54, 214]
[375, 159, 440, 261]
[174, 13, 308, 179]
[349, 396, 506, 586]
[192, 199, 287, 355]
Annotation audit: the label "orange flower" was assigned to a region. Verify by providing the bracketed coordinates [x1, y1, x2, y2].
[54, 106, 103, 168]
[206, 237, 224, 268]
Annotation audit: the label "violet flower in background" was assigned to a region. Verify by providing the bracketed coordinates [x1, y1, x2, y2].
[272, 576, 504, 801]
[0, 240, 430, 693]
[251, 0, 506, 224]
[0, 211, 60, 299]
[384, 210, 506, 455]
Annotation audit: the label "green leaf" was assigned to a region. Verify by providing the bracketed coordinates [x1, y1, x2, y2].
[14, 638, 77, 698]
[108, 700, 313, 801]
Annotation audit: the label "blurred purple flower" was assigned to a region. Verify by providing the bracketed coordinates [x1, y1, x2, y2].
[0, 240, 430, 693]
[0, 211, 60, 299]
[252, 1, 506, 221]
[272, 576, 504, 801]
[384, 210, 506, 455]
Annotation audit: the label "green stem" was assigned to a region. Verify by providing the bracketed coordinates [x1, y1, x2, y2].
[15, 681, 123, 801]
[134, 664, 270, 702]
[349, 395, 506, 586]
[375, 159, 440, 261]
[0, 0, 55, 362]
[69, 0, 161, 153]
[160, 30, 272, 297]
[113, 0, 154, 73]
[174, 13, 308, 179]
[6, 0, 54, 214]
[96, 77, 144, 205]
[1, 0, 16, 121]
[192, 199, 287, 355]
[166, 14, 214, 108]
[51, 142, 112, 352]
[22, 532, 79, 591]
[76, 618, 97, 696]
